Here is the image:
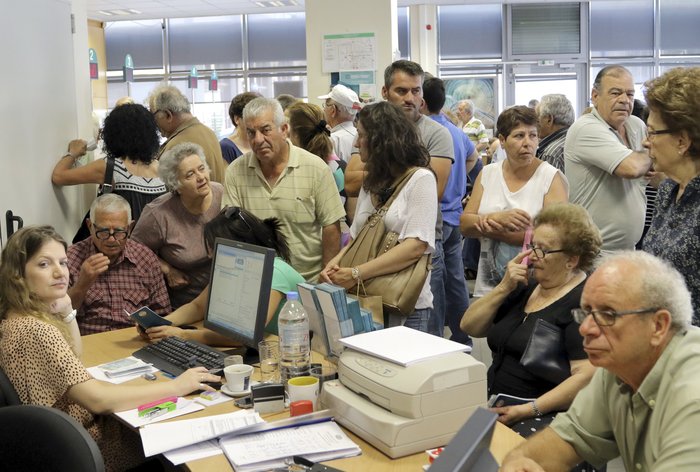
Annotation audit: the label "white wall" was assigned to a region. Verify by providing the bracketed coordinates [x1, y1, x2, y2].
[0, 0, 92, 246]
[305, 0, 398, 107]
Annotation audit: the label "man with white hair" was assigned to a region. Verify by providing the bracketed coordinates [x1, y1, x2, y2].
[67, 194, 170, 334]
[456, 99, 489, 153]
[318, 84, 361, 163]
[223, 97, 345, 281]
[536, 94, 575, 172]
[502, 251, 700, 472]
[148, 84, 226, 183]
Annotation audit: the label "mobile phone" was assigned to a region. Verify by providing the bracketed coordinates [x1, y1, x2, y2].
[129, 307, 172, 329]
[234, 394, 253, 409]
[522, 226, 533, 266]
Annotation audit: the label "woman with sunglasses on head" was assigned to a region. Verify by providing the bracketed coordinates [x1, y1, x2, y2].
[141, 206, 304, 345]
[641, 67, 700, 325]
[460, 203, 600, 440]
[0, 226, 220, 472]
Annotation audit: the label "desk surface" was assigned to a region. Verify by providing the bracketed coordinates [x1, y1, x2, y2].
[81, 327, 523, 471]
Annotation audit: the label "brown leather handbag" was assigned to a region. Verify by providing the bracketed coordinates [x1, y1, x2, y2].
[340, 169, 432, 317]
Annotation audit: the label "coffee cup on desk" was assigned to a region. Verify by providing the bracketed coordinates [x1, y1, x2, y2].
[224, 364, 253, 393]
[287, 376, 320, 410]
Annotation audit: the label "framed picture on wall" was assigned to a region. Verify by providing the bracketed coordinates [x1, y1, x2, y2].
[444, 78, 497, 133]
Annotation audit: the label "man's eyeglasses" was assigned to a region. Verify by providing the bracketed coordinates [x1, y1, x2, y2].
[222, 206, 252, 232]
[93, 227, 129, 241]
[527, 244, 565, 259]
[571, 307, 659, 327]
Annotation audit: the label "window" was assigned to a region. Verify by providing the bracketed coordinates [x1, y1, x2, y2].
[168, 16, 244, 71]
[590, 0, 653, 58]
[104, 20, 163, 71]
[509, 3, 581, 57]
[247, 12, 306, 68]
[397, 7, 410, 60]
[438, 4, 502, 61]
[660, 0, 700, 56]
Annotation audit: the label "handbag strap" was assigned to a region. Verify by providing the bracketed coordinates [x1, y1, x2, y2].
[375, 167, 421, 214]
[100, 157, 115, 195]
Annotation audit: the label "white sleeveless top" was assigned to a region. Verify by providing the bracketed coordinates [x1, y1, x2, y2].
[474, 160, 567, 297]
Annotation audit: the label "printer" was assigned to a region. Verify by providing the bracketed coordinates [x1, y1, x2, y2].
[320, 348, 487, 458]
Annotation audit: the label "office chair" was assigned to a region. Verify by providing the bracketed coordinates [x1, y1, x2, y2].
[0, 405, 105, 472]
[0, 367, 20, 406]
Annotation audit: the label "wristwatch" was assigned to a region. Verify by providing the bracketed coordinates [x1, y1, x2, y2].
[62, 309, 77, 323]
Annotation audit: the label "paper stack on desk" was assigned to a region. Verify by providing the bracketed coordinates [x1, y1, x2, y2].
[220, 420, 361, 472]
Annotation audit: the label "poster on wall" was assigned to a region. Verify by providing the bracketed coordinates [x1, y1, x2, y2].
[444, 78, 497, 132]
[322, 33, 376, 73]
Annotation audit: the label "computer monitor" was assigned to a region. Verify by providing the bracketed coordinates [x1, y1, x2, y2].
[203, 238, 275, 360]
[428, 407, 499, 472]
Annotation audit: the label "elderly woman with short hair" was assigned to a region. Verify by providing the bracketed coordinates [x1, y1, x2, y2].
[461, 203, 599, 438]
[642, 67, 700, 325]
[132, 142, 223, 309]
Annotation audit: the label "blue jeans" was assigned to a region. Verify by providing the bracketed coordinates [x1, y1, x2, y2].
[386, 308, 431, 333]
[427, 238, 445, 337]
[443, 224, 472, 345]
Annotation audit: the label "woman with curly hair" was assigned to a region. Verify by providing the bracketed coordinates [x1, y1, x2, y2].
[52, 103, 166, 238]
[461, 203, 600, 439]
[321, 101, 437, 332]
[0, 226, 219, 471]
[642, 67, 700, 325]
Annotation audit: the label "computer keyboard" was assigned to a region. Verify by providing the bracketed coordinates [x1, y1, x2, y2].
[132, 336, 227, 377]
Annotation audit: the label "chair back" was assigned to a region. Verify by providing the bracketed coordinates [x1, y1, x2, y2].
[0, 367, 20, 406]
[0, 404, 105, 472]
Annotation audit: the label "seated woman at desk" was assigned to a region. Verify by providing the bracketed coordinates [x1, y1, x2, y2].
[0, 226, 220, 471]
[141, 206, 304, 345]
[460, 203, 600, 437]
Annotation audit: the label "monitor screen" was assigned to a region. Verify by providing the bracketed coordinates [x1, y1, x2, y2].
[428, 407, 499, 472]
[203, 238, 275, 350]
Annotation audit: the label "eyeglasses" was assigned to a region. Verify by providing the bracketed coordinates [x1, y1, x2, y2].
[647, 129, 674, 139]
[527, 244, 565, 259]
[323, 101, 336, 110]
[222, 206, 252, 232]
[93, 227, 129, 241]
[571, 307, 659, 327]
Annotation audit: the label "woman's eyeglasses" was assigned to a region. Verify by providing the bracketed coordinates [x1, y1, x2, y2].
[526, 244, 565, 259]
[222, 206, 252, 232]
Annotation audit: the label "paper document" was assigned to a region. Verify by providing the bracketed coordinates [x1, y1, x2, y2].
[163, 440, 223, 466]
[339, 326, 471, 366]
[115, 397, 204, 428]
[87, 357, 158, 384]
[140, 410, 263, 457]
[220, 420, 361, 472]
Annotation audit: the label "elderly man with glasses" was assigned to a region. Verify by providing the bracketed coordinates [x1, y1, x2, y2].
[501, 251, 700, 472]
[67, 193, 170, 334]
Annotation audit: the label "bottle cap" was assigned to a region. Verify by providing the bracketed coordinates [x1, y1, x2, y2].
[286, 291, 299, 301]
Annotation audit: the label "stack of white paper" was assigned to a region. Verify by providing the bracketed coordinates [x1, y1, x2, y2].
[339, 326, 471, 366]
[220, 421, 361, 472]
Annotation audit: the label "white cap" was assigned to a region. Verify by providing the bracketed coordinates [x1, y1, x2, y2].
[318, 84, 361, 110]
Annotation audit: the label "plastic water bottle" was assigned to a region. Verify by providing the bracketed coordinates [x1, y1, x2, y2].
[278, 291, 310, 386]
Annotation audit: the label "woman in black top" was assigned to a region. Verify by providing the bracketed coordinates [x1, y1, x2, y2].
[461, 203, 601, 436]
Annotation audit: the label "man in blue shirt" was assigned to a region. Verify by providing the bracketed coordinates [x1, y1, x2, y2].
[422, 77, 478, 344]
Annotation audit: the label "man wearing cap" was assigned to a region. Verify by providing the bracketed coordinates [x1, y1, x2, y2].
[318, 84, 360, 163]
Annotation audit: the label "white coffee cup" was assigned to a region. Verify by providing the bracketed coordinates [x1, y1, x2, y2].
[287, 376, 320, 410]
[224, 364, 253, 393]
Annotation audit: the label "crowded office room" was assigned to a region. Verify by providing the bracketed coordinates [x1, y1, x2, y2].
[2, 0, 700, 471]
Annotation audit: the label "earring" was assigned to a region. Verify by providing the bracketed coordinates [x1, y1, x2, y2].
[566, 263, 573, 270]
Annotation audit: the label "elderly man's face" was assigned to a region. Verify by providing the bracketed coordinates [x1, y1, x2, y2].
[591, 71, 635, 131]
[382, 71, 423, 122]
[535, 105, 553, 139]
[245, 109, 289, 165]
[457, 104, 473, 124]
[89, 209, 130, 260]
[578, 262, 656, 375]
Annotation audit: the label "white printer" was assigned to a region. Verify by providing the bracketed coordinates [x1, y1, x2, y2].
[320, 348, 487, 458]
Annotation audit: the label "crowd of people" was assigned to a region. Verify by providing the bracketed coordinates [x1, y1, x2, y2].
[1, 61, 700, 471]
